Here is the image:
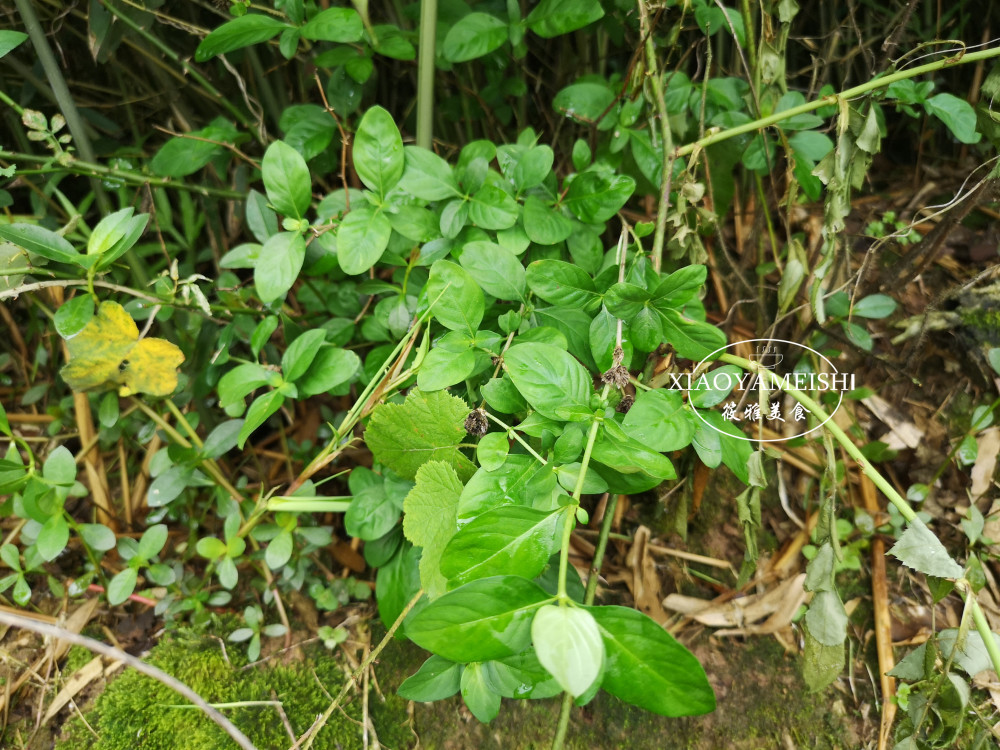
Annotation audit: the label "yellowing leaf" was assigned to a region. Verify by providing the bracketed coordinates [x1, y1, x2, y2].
[120, 338, 185, 397]
[60, 301, 184, 397]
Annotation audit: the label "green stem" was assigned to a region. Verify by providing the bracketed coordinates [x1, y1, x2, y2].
[637, 0, 674, 272]
[719, 353, 918, 523]
[0, 151, 246, 199]
[584, 493, 619, 604]
[482, 412, 548, 465]
[551, 392, 607, 750]
[13, 0, 110, 213]
[674, 44, 1000, 158]
[718, 352, 1000, 680]
[416, 0, 438, 149]
[968, 592, 1000, 679]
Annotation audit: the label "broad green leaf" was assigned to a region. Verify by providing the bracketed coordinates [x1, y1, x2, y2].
[522, 196, 574, 245]
[137, 523, 168, 560]
[61, 301, 183, 397]
[403, 460, 464, 598]
[589, 308, 631, 372]
[281, 329, 328, 382]
[656, 307, 726, 360]
[527, 0, 604, 38]
[0, 30, 28, 58]
[398, 655, 462, 701]
[924, 93, 981, 144]
[802, 626, 843, 692]
[459, 242, 526, 301]
[37, 514, 69, 561]
[336, 207, 391, 275]
[688, 365, 741, 408]
[345, 480, 400, 542]
[399, 146, 460, 200]
[851, 294, 897, 319]
[147, 466, 190, 508]
[889, 520, 964, 579]
[196, 536, 227, 560]
[552, 82, 616, 128]
[603, 282, 650, 319]
[200, 420, 245, 459]
[79, 523, 116, 553]
[804, 589, 848, 647]
[43, 445, 76, 485]
[300, 7, 363, 42]
[476, 432, 509, 472]
[194, 14, 289, 62]
[425, 260, 485, 333]
[375, 542, 422, 630]
[652, 265, 707, 306]
[564, 172, 634, 223]
[417, 346, 476, 391]
[460, 662, 501, 723]
[532, 604, 603, 697]
[353, 106, 404, 197]
[296, 346, 361, 396]
[406, 575, 551, 662]
[481, 375, 527, 414]
[504, 342, 593, 421]
[0, 223, 81, 265]
[457, 455, 558, 521]
[525, 259, 598, 309]
[366, 389, 476, 481]
[150, 119, 241, 178]
[591, 421, 676, 479]
[440, 506, 562, 586]
[106, 567, 138, 605]
[264, 530, 293, 569]
[621, 390, 694, 452]
[443, 12, 508, 62]
[936, 629, 1000, 677]
[237, 391, 284, 448]
[262, 140, 311, 219]
[468, 185, 519, 230]
[588, 605, 715, 716]
[255, 231, 306, 303]
[484, 651, 562, 699]
[218, 363, 276, 409]
[511, 146, 554, 191]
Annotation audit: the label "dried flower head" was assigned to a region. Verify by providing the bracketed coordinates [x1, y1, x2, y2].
[601, 365, 630, 390]
[464, 408, 489, 436]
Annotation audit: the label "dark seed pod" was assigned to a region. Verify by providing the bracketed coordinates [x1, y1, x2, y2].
[464, 408, 489, 436]
[616, 394, 635, 413]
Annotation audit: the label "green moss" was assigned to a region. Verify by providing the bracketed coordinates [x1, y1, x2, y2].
[56, 627, 412, 750]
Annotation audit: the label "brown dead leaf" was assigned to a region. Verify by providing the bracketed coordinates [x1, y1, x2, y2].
[625, 526, 668, 624]
[971, 427, 1000, 499]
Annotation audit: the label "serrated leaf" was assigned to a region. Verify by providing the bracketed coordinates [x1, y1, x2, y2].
[402, 461, 463, 598]
[366, 389, 476, 481]
[889, 520, 964, 579]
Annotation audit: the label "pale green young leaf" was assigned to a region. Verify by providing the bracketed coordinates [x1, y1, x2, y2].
[353, 106, 404, 197]
[402, 460, 463, 598]
[261, 140, 311, 219]
[532, 604, 603, 697]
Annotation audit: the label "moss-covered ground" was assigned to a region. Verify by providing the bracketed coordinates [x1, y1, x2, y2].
[46, 620, 862, 750]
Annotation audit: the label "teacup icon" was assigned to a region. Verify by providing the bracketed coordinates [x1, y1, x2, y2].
[753, 344, 783, 369]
